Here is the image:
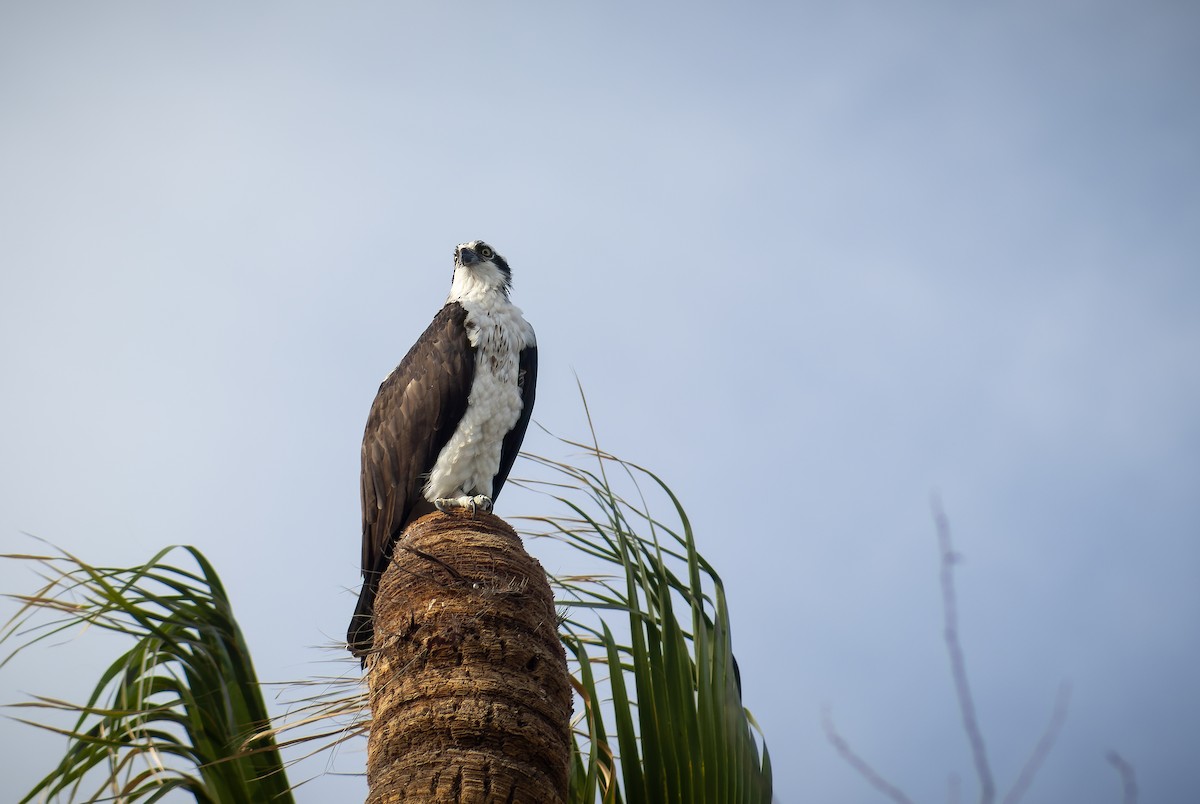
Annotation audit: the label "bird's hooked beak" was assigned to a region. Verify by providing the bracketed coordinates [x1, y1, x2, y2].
[458, 246, 480, 267]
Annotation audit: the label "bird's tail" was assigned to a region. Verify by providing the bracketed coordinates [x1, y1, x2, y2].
[346, 578, 377, 662]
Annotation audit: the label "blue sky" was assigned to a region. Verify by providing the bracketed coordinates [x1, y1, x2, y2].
[2, 2, 1198, 801]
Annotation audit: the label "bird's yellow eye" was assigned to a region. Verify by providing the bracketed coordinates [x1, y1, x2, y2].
[478, 245, 495, 260]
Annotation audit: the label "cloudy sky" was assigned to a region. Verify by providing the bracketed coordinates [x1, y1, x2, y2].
[2, 2, 1198, 802]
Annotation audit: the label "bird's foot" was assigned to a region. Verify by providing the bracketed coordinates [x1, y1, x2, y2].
[434, 495, 493, 516]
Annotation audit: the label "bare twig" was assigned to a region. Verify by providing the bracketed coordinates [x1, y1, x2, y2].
[1002, 681, 1071, 804]
[822, 706, 917, 804]
[933, 497, 995, 804]
[830, 502, 1073, 803]
[1106, 751, 1138, 804]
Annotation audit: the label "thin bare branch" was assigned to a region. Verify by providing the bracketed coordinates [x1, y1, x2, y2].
[933, 497, 995, 804]
[1106, 751, 1138, 804]
[1002, 681, 1071, 804]
[822, 706, 916, 804]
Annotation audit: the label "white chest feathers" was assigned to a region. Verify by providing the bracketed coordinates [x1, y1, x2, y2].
[424, 298, 535, 501]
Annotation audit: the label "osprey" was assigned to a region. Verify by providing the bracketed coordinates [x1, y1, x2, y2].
[347, 240, 537, 659]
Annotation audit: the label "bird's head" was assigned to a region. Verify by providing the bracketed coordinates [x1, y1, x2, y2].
[448, 240, 512, 301]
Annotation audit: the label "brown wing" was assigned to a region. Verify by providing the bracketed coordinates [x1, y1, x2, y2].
[491, 339, 537, 501]
[347, 302, 473, 657]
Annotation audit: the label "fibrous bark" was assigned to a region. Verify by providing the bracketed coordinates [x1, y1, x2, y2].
[365, 511, 571, 804]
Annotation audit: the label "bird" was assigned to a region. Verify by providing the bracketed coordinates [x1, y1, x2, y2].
[347, 240, 537, 660]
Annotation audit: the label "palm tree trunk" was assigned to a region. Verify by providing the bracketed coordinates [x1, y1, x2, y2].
[365, 511, 572, 803]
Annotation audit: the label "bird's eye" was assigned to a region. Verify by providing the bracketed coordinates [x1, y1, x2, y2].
[479, 245, 495, 260]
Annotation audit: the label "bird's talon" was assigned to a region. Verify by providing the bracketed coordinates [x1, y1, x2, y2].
[434, 495, 494, 516]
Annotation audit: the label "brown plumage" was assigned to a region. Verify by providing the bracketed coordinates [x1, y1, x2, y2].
[347, 275, 537, 659]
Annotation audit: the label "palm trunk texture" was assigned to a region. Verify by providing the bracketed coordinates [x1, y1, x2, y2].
[365, 511, 572, 804]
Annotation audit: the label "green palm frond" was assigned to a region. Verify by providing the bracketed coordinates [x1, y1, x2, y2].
[515, 425, 773, 803]
[1, 541, 293, 804]
[3, 413, 771, 803]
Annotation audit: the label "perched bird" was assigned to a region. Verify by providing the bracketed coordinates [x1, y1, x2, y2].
[347, 240, 537, 659]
